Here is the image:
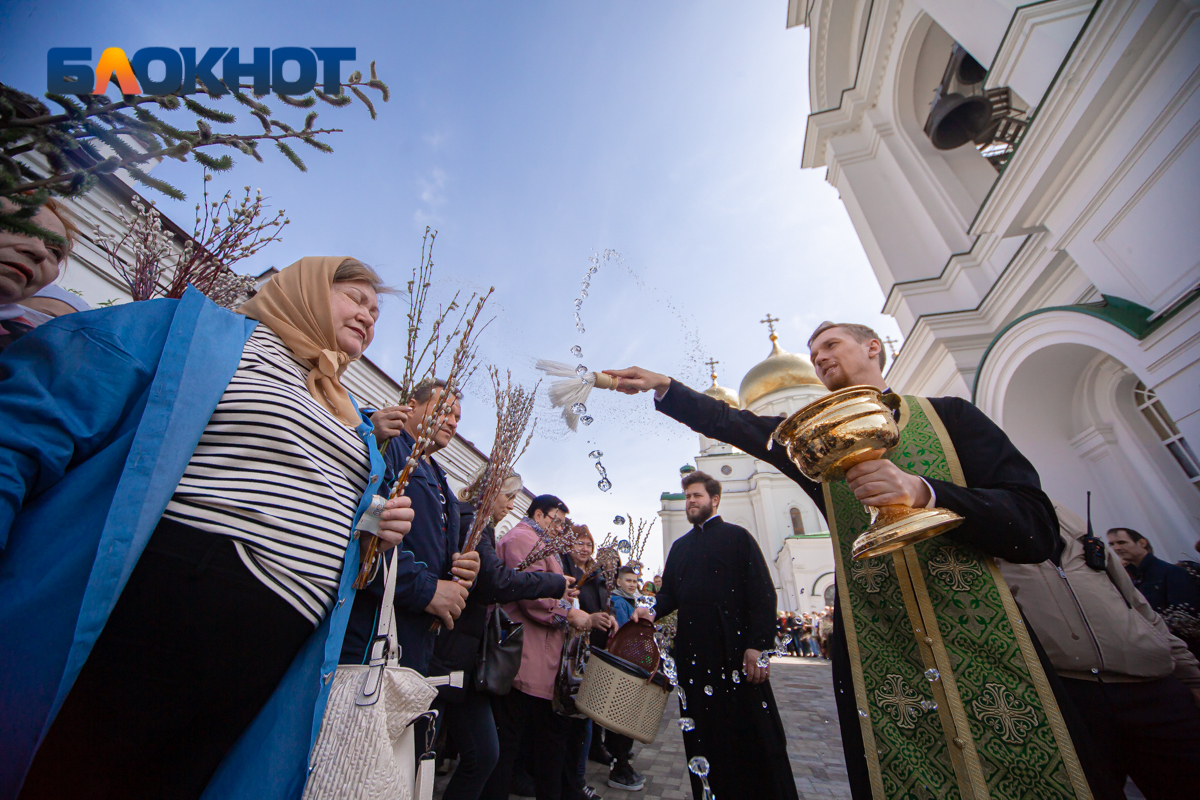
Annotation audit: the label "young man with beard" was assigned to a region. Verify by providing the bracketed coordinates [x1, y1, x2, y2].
[610, 321, 1117, 800]
[633, 471, 797, 800]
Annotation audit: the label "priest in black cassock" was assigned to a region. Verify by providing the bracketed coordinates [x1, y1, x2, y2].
[632, 470, 798, 800]
[610, 321, 1118, 800]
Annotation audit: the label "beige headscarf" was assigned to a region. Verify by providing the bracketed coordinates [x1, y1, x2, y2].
[238, 256, 363, 427]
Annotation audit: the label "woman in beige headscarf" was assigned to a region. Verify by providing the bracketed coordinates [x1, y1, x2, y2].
[7, 257, 481, 800]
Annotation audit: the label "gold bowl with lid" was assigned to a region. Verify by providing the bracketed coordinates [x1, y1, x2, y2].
[772, 386, 963, 560]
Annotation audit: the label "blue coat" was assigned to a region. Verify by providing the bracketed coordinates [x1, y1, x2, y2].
[0, 288, 386, 799]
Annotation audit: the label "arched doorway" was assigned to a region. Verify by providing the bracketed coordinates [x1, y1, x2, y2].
[976, 311, 1200, 560]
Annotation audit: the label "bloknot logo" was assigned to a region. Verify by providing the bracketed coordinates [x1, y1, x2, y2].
[47, 47, 357, 96]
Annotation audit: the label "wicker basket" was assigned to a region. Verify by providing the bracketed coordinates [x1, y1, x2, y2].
[576, 648, 672, 743]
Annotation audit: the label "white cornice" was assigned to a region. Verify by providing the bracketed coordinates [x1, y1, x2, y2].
[986, 0, 1096, 101]
[971, 0, 1169, 237]
[802, 0, 905, 169]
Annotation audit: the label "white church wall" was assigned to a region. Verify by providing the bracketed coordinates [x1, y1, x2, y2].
[797, 0, 1200, 561]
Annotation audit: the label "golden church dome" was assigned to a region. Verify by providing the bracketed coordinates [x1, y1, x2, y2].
[703, 382, 741, 408]
[738, 332, 822, 408]
[700, 361, 741, 408]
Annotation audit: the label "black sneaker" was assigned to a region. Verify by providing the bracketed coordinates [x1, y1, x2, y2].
[607, 764, 645, 792]
[588, 743, 614, 766]
[580, 786, 603, 799]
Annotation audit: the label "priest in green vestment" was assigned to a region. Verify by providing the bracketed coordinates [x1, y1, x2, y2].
[610, 321, 1116, 800]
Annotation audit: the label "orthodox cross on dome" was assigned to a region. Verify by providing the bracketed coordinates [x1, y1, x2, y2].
[704, 357, 720, 386]
[760, 313, 780, 342]
[883, 335, 901, 359]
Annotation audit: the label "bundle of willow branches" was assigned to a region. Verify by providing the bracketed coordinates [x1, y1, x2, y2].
[516, 522, 580, 573]
[625, 515, 657, 574]
[582, 539, 622, 590]
[462, 367, 539, 554]
[354, 288, 493, 589]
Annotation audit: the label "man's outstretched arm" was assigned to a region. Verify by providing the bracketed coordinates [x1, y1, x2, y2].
[605, 367, 822, 511]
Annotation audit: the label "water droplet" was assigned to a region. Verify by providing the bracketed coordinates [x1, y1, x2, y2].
[703, 685, 713, 696]
[677, 717, 695, 732]
[756, 653, 771, 668]
[613, 515, 625, 525]
[596, 465, 607, 477]
[858, 709, 868, 718]
[580, 288, 588, 299]
[688, 757, 710, 778]
[924, 668, 940, 682]
[920, 699, 938, 712]
[731, 671, 741, 684]
[762, 701, 768, 708]
[679, 688, 687, 709]
[581, 280, 589, 290]
[571, 345, 583, 358]
[598, 478, 612, 492]
[575, 364, 587, 377]
[580, 415, 594, 425]
[571, 402, 587, 414]
[589, 450, 603, 459]
[573, 299, 582, 310]
[617, 539, 631, 553]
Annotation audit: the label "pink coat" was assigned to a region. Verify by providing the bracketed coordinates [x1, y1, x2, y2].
[495, 521, 568, 700]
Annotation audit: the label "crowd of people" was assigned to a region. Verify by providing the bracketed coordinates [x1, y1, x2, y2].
[777, 609, 834, 659]
[3, 202, 1200, 800]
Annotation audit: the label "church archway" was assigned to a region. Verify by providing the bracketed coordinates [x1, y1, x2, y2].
[975, 310, 1200, 559]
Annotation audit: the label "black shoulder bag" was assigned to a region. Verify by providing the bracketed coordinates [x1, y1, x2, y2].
[475, 606, 524, 695]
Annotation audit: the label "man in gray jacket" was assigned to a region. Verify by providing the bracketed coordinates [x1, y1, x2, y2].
[999, 503, 1200, 800]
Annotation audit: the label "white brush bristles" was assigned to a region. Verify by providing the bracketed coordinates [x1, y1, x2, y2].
[547, 375, 593, 408]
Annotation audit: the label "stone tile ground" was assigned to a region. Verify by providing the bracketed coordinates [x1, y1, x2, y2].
[434, 655, 1149, 799]
[436, 656, 852, 800]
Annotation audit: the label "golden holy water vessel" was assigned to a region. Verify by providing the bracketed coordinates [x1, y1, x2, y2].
[771, 386, 964, 560]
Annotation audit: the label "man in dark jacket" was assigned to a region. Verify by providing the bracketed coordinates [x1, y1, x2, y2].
[341, 379, 478, 673]
[1108, 528, 1200, 614]
[1108, 527, 1200, 660]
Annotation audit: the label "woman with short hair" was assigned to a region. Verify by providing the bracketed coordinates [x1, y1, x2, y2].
[0, 257, 436, 800]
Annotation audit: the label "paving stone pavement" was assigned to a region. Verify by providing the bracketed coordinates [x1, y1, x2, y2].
[435, 656, 852, 800]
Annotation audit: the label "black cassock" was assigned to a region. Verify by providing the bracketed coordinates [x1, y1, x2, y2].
[654, 379, 1122, 800]
[655, 515, 799, 800]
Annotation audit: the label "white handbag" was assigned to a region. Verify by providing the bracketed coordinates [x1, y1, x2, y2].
[303, 546, 463, 800]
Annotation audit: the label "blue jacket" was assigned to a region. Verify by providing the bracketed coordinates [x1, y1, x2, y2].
[340, 430, 459, 672]
[611, 593, 636, 627]
[0, 289, 386, 799]
[1128, 553, 1200, 615]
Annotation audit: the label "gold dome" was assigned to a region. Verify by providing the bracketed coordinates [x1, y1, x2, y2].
[703, 382, 741, 408]
[738, 334, 822, 408]
[701, 361, 741, 408]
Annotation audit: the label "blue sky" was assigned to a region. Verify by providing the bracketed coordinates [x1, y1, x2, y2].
[2, 1, 900, 573]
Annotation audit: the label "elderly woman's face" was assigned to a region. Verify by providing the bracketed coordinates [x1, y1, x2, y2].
[331, 280, 378, 358]
[0, 199, 67, 306]
[491, 490, 518, 523]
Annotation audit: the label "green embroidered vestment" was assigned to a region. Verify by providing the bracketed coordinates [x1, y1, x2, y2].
[822, 396, 1091, 800]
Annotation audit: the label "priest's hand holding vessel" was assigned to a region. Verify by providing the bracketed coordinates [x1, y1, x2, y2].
[771, 385, 963, 560]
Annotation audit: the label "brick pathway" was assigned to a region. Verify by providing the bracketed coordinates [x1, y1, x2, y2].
[582, 656, 852, 800]
[436, 656, 853, 800]
[434, 657, 1150, 799]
